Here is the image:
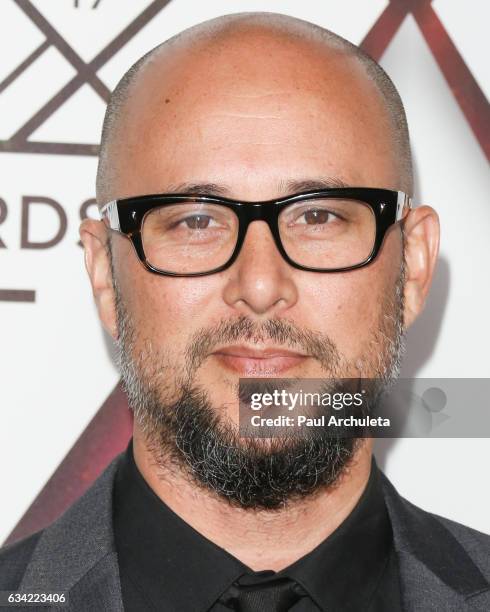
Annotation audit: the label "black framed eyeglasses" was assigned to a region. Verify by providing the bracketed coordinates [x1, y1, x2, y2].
[100, 188, 412, 276]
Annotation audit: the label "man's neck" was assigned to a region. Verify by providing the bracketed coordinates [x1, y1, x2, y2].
[132, 429, 373, 571]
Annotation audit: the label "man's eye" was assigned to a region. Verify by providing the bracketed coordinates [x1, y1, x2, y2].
[297, 209, 338, 225]
[179, 214, 215, 229]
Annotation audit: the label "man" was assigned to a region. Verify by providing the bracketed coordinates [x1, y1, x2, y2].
[1, 12, 488, 612]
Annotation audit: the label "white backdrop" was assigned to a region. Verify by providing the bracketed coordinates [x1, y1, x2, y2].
[1, 0, 489, 543]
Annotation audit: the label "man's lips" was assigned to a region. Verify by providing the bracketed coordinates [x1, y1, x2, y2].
[211, 345, 309, 375]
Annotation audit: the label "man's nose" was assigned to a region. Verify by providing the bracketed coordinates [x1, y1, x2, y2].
[222, 220, 298, 316]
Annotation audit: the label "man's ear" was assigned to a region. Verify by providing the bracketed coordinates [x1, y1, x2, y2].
[79, 218, 118, 339]
[402, 205, 440, 329]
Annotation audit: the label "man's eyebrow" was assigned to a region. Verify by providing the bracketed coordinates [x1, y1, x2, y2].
[161, 182, 231, 196]
[281, 177, 350, 194]
[161, 177, 350, 198]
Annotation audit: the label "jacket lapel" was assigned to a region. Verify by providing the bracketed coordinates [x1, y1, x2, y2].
[380, 472, 489, 611]
[19, 457, 123, 612]
[64, 552, 123, 612]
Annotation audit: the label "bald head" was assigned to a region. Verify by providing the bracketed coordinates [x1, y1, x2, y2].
[96, 13, 413, 204]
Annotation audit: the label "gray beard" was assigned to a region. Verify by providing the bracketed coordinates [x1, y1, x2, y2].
[114, 264, 406, 510]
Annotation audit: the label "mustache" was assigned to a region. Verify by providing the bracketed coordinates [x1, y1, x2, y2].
[184, 316, 341, 374]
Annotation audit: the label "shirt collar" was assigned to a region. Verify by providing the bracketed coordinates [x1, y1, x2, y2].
[113, 440, 392, 612]
[113, 440, 247, 612]
[277, 457, 393, 612]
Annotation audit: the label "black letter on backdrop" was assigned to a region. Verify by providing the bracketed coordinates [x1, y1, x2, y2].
[21, 196, 68, 249]
[0, 198, 7, 248]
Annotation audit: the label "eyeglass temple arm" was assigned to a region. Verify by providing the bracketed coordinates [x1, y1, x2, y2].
[397, 191, 412, 220]
[100, 200, 120, 231]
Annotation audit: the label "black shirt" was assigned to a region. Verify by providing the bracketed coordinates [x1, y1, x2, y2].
[113, 441, 402, 611]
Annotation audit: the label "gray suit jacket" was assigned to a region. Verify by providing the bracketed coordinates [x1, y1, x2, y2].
[1, 455, 489, 611]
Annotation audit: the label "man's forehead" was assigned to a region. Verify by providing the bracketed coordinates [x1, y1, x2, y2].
[99, 16, 404, 203]
[112, 79, 392, 200]
[155, 177, 350, 198]
[122, 42, 385, 149]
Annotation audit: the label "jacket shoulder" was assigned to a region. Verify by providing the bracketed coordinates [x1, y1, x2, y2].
[430, 511, 490, 578]
[0, 531, 43, 589]
[0, 456, 121, 593]
[380, 468, 490, 597]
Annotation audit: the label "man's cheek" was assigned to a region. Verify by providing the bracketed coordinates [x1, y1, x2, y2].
[147, 277, 220, 320]
[312, 279, 382, 354]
